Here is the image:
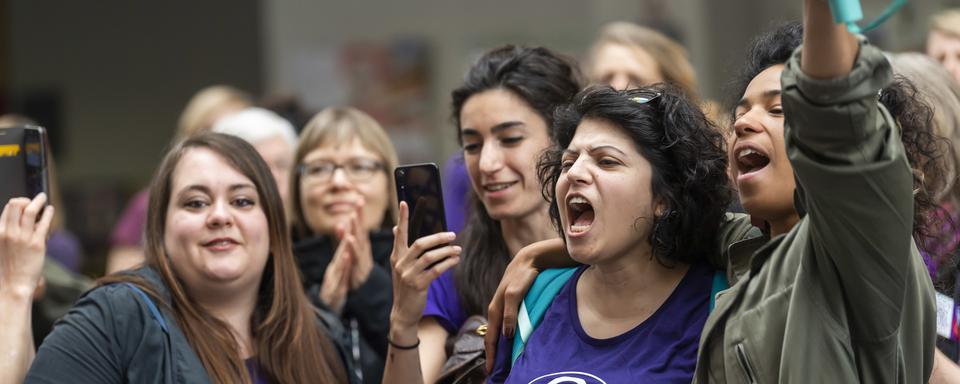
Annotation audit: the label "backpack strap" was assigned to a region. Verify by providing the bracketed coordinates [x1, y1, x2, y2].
[709, 270, 729, 312]
[121, 283, 169, 333]
[511, 267, 577, 365]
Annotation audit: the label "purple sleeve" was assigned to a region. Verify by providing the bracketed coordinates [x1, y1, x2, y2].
[110, 190, 150, 247]
[423, 270, 467, 335]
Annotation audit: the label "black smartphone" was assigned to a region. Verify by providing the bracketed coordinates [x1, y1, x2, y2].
[395, 163, 448, 247]
[0, 125, 49, 205]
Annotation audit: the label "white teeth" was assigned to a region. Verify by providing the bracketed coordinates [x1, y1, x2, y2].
[485, 183, 512, 191]
[570, 224, 591, 233]
[569, 196, 588, 205]
[737, 148, 759, 159]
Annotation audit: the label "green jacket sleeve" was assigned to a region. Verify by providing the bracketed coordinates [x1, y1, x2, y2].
[781, 39, 912, 341]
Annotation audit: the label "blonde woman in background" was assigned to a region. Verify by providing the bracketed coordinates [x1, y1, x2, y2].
[106, 85, 251, 274]
[928, 9, 960, 84]
[176, 85, 253, 140]
[288, 107, 398, 383]
[585, 22, 722, 122]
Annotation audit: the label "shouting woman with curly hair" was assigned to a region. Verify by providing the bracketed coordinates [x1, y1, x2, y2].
[487, 84, 733, 383]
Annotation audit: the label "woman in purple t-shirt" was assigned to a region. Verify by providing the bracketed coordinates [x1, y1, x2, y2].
[489, 85, 732, 383]
[383, 46, 583, 383]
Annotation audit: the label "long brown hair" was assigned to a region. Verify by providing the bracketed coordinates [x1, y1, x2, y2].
[101, 133, 347, 383]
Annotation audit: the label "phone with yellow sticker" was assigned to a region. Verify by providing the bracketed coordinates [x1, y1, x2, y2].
[0, 125, 48, 205]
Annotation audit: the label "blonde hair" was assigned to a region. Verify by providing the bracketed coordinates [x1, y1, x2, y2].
[889, 52, 960, 206]
[289, 107, 399, 237]
[930, 9, 960, 38]
[176, 85, 251, 139]
[587, 22, 699, 101]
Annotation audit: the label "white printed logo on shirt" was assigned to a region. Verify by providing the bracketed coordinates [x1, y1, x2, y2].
[528, 371, 607, 384]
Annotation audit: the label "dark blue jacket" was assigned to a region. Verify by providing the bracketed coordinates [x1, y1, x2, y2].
[25, 267, 357, 383]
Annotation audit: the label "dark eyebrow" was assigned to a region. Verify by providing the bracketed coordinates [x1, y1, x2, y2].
[736, 89, 782, 109]
[562, 145, 627, 157]
[179, 183, 255, 196]
[588, 145, 627, 156]
[460, 121, 525, 137]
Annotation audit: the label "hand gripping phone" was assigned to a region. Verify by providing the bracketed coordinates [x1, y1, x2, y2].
[394, 163, 448, 247]
[0, 125, 49, 204]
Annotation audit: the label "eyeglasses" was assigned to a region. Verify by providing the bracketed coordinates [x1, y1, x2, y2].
[299, 159, 384, 183]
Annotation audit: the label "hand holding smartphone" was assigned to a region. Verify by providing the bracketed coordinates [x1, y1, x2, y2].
[394, 163, 448, 247]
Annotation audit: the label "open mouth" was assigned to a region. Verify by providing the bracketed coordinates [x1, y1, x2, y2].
[484, 181, 517, 192]
[736, 147, 770, 175]
[567, 195, 595, 234]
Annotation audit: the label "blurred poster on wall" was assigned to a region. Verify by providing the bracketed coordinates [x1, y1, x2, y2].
[339, 38, 433, 163]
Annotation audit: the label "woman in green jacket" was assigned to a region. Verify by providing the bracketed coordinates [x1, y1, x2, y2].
[693, 0, 937, 378]
[485, 1, 939, 382]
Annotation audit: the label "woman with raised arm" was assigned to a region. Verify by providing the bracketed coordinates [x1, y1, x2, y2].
[693, 2, 937, 379]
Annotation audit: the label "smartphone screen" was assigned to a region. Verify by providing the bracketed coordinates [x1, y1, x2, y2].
[23, 127, 48, 198]
[395, 163, 448, 246]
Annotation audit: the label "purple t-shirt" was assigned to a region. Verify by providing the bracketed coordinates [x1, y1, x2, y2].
[498, 262, 713, 384]
[423, 270, 468, 334]
[245, 358, 269, 384]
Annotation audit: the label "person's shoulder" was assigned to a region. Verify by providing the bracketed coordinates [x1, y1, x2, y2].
[83, 267, 170, 315]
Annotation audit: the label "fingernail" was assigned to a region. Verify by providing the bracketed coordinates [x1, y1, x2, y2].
[452, 246, 462, 252]
[504, 326, 514, 338]
[446, 232, 456, 240]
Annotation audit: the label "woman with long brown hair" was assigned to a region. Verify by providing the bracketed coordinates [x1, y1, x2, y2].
[25, 133, 353, 383]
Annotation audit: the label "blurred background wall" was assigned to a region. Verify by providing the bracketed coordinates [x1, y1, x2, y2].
[1, 0, 956, 275]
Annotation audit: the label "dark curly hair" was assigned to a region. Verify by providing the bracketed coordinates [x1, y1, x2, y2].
[539, 85, 733, 265]
[726, 22, 803, 117]
[450, 45, 583, 316]
[880, 77, 953, 248]
[728, 22, 950, 253]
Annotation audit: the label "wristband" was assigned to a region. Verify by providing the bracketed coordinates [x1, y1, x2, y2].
[388, 336, 420, 350]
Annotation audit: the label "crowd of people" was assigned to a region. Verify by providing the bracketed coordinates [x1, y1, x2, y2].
[3, 1, 960, 383]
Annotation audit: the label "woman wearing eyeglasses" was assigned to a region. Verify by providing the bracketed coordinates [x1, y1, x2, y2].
[288, 107, 399, 384]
